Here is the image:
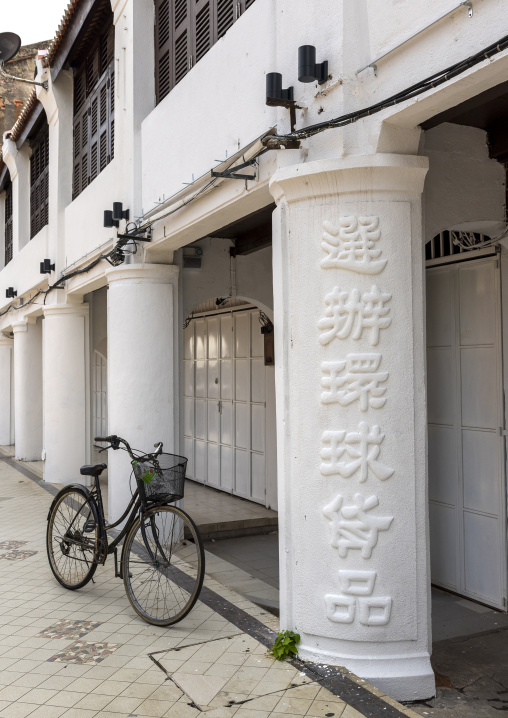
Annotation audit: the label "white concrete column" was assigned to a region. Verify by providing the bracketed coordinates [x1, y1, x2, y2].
[12, 318, 43, 461]
[269, 154, 433, 701]
[42, 303, 89, 484]
[0, 335, 14, 446]
[106, 264, 179, 522]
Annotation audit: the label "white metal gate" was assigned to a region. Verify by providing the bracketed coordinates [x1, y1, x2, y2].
[183, 308, 269, 504]
[426, 257, 507, 609]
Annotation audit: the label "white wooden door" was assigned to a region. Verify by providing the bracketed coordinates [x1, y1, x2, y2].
[183, 309, 268, 504]
[426, 257, 506, 609]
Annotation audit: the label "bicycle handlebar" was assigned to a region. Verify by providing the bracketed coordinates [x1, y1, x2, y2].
[94, 435, 164, 461]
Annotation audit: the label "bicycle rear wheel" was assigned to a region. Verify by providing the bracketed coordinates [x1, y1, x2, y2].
[47, 488, 99, 590]
[122, 505, 205, 626]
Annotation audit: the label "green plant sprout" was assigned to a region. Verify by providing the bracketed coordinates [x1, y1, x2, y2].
[270, 630, 300, 661]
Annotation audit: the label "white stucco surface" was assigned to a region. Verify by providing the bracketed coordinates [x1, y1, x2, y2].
[106, 264, 179, 522]
[0, 0, 508, 703]
[12, 318, 42, 461]
[270, 155, 433, 700]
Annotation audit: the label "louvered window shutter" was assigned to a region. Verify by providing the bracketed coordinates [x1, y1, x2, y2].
[155, 0, 171, 103]
[215, 0, 235, 39]
[72, 17, 115, 200]
[172, 0, 191, 88]
[155, 0, 257, 104]
[4, 181, 13, 266]
[30, 129, 50, 239]
[193, 0, 213, 63]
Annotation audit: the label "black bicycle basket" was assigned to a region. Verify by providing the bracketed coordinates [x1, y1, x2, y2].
[132, 453, 187, 503]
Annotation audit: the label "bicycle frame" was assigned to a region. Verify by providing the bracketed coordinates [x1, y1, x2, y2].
[90, 471, 172, 578]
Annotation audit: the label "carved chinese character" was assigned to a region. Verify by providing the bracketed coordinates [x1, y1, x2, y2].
[320, 422, 394, 482]
[325, 570, 392, 626]
[318, 285, 391, 346]
[321, 217, 387, 275]
[321, 354, 388, 410]
[322, 493, 393, 558]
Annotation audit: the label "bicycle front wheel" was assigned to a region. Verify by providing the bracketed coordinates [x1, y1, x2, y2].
[122, 505, 205, 626]
[47, 488, 99, 590]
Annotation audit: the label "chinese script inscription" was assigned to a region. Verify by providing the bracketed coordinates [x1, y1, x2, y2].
[318, 285, 392, 347]
[321, 216, 387, 275]
[322, 493, 393, 558]
[321, 354, 388, 410]
[320, 423, 394, 482]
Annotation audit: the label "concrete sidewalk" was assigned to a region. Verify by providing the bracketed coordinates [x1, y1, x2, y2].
[0, 452, 420, 718]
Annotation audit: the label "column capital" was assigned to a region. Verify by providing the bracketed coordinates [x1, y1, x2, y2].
[42, 303, 89, 319]
[11, 317, 37, 334]
[106, 263, 179, 286]
[269, 154, 429, 205]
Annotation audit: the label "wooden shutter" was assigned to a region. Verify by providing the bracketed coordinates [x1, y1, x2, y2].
[155, 0, 257, 105]
[193, 0, 213, 63]
[30, 128, 50, 239]
[173, 0, 191, 88]
[215, 0, 235, 39]
[72, 18, 115, 200]
[4, 181, 13, 266]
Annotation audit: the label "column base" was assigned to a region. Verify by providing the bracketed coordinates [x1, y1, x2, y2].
[299, 643, 435, 702]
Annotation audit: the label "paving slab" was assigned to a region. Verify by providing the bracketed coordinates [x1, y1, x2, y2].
[0, 449, 421, 718]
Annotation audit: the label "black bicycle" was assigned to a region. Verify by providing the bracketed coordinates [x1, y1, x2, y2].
[46, 435, 205, 626]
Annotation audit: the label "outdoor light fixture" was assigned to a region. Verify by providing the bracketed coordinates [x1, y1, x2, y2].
[112, 202, 129, 222]
[104, 210, 119, 228]
[40, 258, 55, 274]
[5, 287, 17, 299]
[104, 202, 129, 228]
[266, 73, 294, 106]
[298, 45, 328, 84]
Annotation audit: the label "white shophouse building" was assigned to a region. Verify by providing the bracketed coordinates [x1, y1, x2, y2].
[1, 0, 508, 701]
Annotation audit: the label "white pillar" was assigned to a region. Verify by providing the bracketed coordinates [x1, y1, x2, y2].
[269, 154, 433, 701]
[0, 335, 14, 446]
[42, 303, 89, 484]
[12, 318, 43, 461]
[106, 264, 179, 522]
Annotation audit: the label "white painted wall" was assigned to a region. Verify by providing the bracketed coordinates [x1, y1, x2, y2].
[141, 0, 277, 213]
[422, 123, 506, 243]
[0, 226, 50, 312]
[180, 237, 273, 319]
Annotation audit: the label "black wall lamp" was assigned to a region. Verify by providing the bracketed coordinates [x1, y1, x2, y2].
[104, 202, 130, 228]
[266, 72, 294, 107]
[298, 45, 328, 85]
[265, 73, 299, 141]
[40, 258, 55, 274]
[5, 287, 16, 298]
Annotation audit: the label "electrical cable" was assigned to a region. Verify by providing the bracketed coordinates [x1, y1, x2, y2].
[0, 235, 137, 319]
[3, 34, 507, 320]
[262, 34, 508, 146]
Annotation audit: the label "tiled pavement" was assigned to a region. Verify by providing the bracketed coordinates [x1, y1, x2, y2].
[0, 450, 421, 718]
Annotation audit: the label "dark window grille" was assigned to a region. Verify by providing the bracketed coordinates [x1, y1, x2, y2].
[30, 128, 50, 239]
[155, 0, 256, 104]
[4, 181, 13, 266]
[72, 22, 115, 200]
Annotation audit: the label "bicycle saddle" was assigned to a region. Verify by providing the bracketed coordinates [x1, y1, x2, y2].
[80, 463, 107, 477]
